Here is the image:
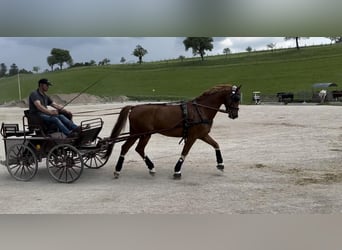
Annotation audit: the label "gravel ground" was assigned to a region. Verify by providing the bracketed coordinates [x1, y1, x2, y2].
[0, 103, 341, 214]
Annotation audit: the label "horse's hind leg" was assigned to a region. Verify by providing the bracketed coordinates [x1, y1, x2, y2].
[135, 135, 156, 175]
[200, 135, 224, 171]
[114, 136, 138, 178]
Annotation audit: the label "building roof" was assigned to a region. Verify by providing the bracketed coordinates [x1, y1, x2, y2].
[312, 83, 338, 89]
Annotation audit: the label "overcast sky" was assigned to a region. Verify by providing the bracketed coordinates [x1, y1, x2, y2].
[0, 37, 332, 72]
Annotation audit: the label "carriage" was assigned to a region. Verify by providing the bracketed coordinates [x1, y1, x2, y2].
[276, 92, 294, 104]
[252, 91, 261, 104]
[1, 110, 111, 183]
[1, 84, 242, 181]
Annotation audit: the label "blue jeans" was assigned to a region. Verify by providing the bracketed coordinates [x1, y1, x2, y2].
[38, 113, 78, 135]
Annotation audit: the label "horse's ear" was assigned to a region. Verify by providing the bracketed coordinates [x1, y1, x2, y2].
[235, 85, 242, 92]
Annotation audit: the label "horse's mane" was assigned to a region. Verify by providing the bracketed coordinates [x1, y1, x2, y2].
[197, 84, 232, 99]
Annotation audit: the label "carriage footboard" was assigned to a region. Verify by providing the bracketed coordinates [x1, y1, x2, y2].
[77, 118, 103, 145]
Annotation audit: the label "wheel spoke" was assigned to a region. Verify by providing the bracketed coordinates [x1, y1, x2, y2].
[83, 149, 108, 169]
[94, 155, 104, 167]
[20, 165, 26, 177]
[11, 164, 21, 175]
[6, 144, 38, 181]
[47, 144, 83, 183]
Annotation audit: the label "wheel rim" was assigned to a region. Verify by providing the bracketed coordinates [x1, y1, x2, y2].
[82, 137, 109, 169]
[83, 148, 109, 169]
[46, 144, 83, 183]
[6, 144, 38, 181]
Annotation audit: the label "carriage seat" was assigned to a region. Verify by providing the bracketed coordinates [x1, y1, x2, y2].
[24, 110, 59, 136]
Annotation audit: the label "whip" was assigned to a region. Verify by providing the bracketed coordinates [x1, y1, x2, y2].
[60, 75, 108, 110]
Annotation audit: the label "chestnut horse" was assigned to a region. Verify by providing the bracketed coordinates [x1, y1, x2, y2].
[105, 84, 241, 179]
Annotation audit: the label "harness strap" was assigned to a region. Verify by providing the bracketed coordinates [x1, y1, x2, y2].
[180, 102, 189, 143]
[192, 101, 213, 125]
[179, 101, 213, 144]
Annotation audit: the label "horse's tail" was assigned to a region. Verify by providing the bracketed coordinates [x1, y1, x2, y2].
[104, 105, 133, 158]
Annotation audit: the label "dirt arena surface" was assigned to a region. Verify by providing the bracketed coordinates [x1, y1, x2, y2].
[0, 103, 341, 214]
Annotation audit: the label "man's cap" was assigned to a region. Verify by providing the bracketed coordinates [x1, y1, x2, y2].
[38, 78, 53, 86]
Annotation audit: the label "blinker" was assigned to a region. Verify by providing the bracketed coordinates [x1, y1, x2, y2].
[232, 93, 240, 102]
[231, 85, 237, 95]
[231, 85, 240, 102]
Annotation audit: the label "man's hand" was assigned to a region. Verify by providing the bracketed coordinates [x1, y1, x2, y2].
[65, 109, 72, 116]
[49, 110, 59, 116]
[58, 108, 73, 120]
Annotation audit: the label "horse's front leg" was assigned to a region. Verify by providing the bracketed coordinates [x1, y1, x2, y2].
[173, 137, 197, 179]
[200, 135, 224, 171]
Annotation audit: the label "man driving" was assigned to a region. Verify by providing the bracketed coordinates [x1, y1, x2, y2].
[29, 78, 79, 137]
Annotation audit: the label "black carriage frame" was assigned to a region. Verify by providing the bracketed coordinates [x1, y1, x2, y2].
[1, 110, 109, 183]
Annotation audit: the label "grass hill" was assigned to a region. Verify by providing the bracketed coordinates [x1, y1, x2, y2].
[1, 43, 342, 104]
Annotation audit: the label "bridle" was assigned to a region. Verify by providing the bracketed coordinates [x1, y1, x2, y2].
[192, 88, 240, 114]
[226, 86, 241, 112]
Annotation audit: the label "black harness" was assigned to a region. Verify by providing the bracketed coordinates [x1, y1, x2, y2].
[180, 101, 212, 143]
[179, 86, 240, 143]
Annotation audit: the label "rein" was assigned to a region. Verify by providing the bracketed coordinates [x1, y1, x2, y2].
[73, 101, 185, 116]
[74, 112, 121, 117]
[73, 107, 122, 117]
[192, 102, 229, 113]
[73, 107, 122, 114]
[101, 118, 186, 145]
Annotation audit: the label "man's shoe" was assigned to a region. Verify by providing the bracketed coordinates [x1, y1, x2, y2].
[67, 131, 79, 138]
[73, 126, 82, 133]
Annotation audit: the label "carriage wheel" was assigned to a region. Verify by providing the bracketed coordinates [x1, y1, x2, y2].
[6, 143, 38, 181]
[82, 138, 110, 169]
[46, 144, 84, 183]
[83, 149, 110, 169]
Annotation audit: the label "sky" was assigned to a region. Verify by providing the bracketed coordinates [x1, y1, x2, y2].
[0, 37, 332, 72]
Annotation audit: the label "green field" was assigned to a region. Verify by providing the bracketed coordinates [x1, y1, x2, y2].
[1, 44, 342, 104]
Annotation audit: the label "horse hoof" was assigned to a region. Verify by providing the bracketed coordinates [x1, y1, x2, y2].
[114, 172, 120, 179]
[217, 164, 224, 171]
[173, 172, 182, 179]
[149, 168, 156, 176]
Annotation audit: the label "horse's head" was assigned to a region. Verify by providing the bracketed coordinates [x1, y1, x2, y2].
[225, 85, 241, 119]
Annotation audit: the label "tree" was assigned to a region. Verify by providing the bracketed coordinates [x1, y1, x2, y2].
[99, 58, 110, 66]
[19, 68, 32, 74]
[132, 45, 148, 64]
[47, 55, 57, 71]
[66, 58, 73, 68]
[246, 46, 252, 53]
[183, 37, 213, 61]
[284, 37, 309, 50]
[49, 48, 72, 70]
[0, 63, 7, 77]
[120, 57, 126, 64]
[178, 55, 185, 62]
[267, 43, 276, 51]
[8, 63, 18, 76]
[223, 48, 231, 58]
[103, 58, 110, 65]
[33, 66, 40, 73]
